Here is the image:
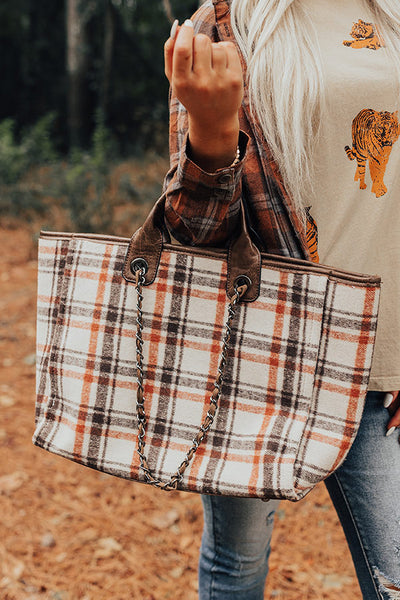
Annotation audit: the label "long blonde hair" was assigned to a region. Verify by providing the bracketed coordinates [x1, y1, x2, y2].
[230, 0, 400, 226]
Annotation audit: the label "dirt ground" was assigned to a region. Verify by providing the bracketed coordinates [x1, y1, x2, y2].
[0, 226, 363, 600]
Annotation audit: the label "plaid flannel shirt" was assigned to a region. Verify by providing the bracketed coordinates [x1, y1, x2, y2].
[163, 0, 313, 261]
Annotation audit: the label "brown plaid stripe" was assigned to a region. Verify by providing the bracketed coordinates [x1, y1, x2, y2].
[34, 236, 380, 500]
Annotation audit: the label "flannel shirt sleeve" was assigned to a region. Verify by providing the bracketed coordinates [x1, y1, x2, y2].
[163, 122, 248, 247]
[162, 3, 249, 247]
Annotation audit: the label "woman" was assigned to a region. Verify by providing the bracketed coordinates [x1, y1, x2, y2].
[163, 1, 400, 598]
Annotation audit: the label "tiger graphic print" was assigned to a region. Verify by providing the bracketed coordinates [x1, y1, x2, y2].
[343, 19, 383, 50]
[345, 109, 400, 198]
[305, 207, 319, 263]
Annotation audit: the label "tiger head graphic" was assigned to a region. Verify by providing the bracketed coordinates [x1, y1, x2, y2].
[374, 111, 400, 147]
[343, 19, 383, 50]
[350, 19, 375, 40]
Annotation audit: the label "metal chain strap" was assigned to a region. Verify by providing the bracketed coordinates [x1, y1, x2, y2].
[134, 267, 248, 491]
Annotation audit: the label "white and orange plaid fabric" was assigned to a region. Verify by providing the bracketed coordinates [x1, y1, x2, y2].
[33, 232, 380, 501]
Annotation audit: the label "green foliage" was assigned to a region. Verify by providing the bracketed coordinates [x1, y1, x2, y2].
[0, 113, 116, 231]
[50, 115, 116, 233]
[23, 113, 59, 165]
[91, 110, 117, 170]
[0, 119, 27, 185]
[0, 114, 58, 185]
[0, 114, 58, 218]
[0, 113, 170, 235]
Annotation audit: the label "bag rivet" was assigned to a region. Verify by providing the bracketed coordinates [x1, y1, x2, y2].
[234, 275, 252, 289]
[130, 258, 148, 275]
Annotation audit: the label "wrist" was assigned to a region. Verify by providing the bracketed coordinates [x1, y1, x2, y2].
[188, 116, 240, 172]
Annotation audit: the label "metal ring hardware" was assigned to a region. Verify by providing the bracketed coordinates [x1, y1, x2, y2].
[130, 258, 149, 276]
[234, 275, 252, 290]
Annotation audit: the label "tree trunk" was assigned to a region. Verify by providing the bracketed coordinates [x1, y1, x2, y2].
[66, 0, 89, 149]
[100, 0, 116, 117]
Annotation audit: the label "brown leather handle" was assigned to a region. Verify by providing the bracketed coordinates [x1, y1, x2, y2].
[122, 194, 261, 302]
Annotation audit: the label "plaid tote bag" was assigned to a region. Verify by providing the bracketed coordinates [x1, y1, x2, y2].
[33, 197, 381, 501]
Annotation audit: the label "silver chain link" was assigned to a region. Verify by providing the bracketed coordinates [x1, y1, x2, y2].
[133, 268, 247, 491]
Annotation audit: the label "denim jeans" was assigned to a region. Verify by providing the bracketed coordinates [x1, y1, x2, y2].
[199, 391, 400, 599]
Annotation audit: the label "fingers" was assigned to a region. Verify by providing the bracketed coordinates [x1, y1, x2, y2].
[386, 406, 400, 435]
[383, 390, 400, 414]
[163, 19, 243, 135]
[172, 19, 194, 81]
[221, 41, 242, 71]
[164, 20, 180, 83]
[164, 37, 174, 83]
[165, 21, 242, 87]
[211, 43, 228, 70]
[383, 391, 395, 409]
[170, 18, 179, 41]
[213, 41, 244, 94]
[384, 391, 400, 436]
[193, 34, 213, 74]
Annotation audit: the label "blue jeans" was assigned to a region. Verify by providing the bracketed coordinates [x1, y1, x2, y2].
[199, 391, 400, 599]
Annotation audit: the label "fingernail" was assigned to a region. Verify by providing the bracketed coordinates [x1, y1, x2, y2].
[184, 19, 194, 28]
[386, 426, 396, 437]
[383, 393, 394, 408]
[170, 19, 179, 40]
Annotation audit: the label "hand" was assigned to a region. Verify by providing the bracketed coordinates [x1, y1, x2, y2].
[164, 19, 243, 131]
[164, 19, 244, 171]
[383, 391, 400, 437]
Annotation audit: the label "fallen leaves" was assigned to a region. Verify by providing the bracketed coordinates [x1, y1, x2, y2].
[151, 509, 180, 530]
[0, 395, 15, 408]
[0, 545, 25, 588]
[0, 471, 27, 495]
[94, 537, 123, 559]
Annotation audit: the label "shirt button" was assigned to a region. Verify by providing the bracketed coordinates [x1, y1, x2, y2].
[217, 173, 232, 185]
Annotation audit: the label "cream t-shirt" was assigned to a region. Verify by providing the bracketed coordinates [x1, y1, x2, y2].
[302, 0, 400, 391]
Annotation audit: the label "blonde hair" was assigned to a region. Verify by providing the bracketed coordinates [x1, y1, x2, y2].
[230, 0, 400, 227]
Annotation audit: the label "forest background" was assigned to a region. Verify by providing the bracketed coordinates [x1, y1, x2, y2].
[0, 0, 203, 234]
[0, 1, 362, 598]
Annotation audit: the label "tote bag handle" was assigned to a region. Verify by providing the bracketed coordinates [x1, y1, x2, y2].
[122, 194, 261, 302]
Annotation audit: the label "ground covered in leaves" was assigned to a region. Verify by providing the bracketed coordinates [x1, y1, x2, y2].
[0, 226, 363, 599]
